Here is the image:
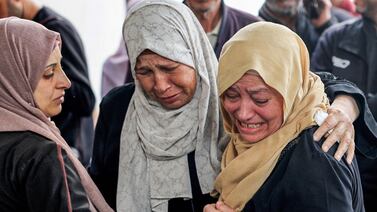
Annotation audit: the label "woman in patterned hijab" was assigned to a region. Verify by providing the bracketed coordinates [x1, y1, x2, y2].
[116, 0, 225, 211]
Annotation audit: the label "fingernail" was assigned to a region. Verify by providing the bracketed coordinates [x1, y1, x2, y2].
[322, 145, 328, 152]
[335, 154, 341, 161]
[313, 135, 318, 141]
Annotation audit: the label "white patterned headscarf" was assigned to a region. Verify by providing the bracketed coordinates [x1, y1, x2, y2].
[116, 0, 223, 211]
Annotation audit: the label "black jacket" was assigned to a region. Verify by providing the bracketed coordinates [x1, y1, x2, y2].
[244, 127, 364, 212]
[33, 7, 96, 166]
[311, 17, 377, 120]
[0, 131, 90, 211]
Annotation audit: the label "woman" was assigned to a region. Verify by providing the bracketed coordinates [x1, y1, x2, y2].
[0, 17, 112, 212]
[205, 22, 365, 212]
[89, 0, 370, 211]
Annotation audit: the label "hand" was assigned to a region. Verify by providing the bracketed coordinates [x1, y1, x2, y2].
[313, 95, 359, 164]
[203, 201, 236, 212]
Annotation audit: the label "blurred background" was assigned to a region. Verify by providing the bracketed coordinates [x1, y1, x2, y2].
[38, 0, 264, 103]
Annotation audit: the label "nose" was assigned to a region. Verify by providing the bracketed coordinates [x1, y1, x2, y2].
[236, 98, 255, 122]
[153, 72, 170, 94]
[56, 65, 71, 89]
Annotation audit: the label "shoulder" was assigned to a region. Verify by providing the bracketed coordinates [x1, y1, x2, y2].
[100, 83, 135, 110]
[322, 18, 361, 39]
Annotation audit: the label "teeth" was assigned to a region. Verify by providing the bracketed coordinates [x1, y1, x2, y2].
[240, 122, 261, 128]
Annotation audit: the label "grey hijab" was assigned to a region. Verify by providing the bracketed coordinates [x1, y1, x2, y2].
[116, 0, 224, 211]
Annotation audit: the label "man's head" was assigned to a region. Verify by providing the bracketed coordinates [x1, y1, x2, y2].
[265, 0, 301, 17]
[185, 0, 220, 15]
[355, 0, 377, 20]
[0, 0, 23, 18]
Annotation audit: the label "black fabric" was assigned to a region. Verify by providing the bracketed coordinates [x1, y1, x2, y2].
[311, 17, 377, 121]
[33, 6, 95, 166]
[259, 4, 353, 55]
[243, 127, 364, 212]
[0, 131, 90, 211]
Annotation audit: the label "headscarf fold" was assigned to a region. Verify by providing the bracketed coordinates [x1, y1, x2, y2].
[0, 17, 112, 212]
[214, 22, 329, 211]
[116, 0, 223, 211]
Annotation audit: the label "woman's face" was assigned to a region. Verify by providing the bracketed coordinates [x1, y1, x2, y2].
[222, 73, 284, 143]
[33, 46, 71, 117]
[135, 51, 197, 109]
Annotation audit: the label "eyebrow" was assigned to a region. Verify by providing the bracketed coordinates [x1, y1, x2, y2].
[135, 63, 180, 70]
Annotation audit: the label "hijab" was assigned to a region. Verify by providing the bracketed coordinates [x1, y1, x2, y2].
[214, 22, 329, 211]
[117, 0, 223, 211]
[0, 17, 112, 212]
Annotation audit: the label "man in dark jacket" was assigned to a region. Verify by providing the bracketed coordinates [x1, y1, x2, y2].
[259, 0, 353, 54]
[0, 0, 95, 166]
[311, 2, 377, 209]
[184, 0, 262, 58]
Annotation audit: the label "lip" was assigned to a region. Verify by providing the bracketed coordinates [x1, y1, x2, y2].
[54, 95, 65, 104]
[236, 120, 264, 134]
[157, 92, 182, 104]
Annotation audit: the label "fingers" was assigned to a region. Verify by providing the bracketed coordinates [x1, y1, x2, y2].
[203, 204, 219, 212]
[215, 201, 236, 212]
[314, 107, 356, 162]
[313, 111, 338, 142]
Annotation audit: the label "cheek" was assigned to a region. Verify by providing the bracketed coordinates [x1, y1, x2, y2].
[136, 76, 154, 95]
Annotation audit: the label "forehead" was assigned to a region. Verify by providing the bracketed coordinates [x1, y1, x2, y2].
[136, 51, 176, 65]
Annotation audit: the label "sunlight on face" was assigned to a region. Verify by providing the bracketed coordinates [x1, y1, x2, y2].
[33, 46, 71, 117]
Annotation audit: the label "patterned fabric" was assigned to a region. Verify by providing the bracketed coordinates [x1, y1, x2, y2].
[0, 17, 112, 212]
[116, 0, 224, 211]
[214, 22, 329, 211]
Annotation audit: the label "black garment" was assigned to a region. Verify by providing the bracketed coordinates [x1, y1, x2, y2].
[0, 131, 90, 211]
[311, 17, 377, 121]
[244, 127, 364, 212]
[259, 4, 353, 55]
[33, 6, 95, 166]
[317, 72, 377, 212]
[88, 83, 216, 211]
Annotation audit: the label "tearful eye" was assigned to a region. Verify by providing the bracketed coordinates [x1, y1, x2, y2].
[135, 69, 152, 75]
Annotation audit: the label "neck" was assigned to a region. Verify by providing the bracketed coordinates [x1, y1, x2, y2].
[21, 0, 42, 20]
[192, 2, 221, 33]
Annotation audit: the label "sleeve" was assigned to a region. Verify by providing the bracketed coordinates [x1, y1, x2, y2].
[21, 143, 91, 211]
[48, 21, 95, 116]
[276, 130, 364, 212]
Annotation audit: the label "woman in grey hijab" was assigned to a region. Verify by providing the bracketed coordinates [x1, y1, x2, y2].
[117, 0, 223, 211]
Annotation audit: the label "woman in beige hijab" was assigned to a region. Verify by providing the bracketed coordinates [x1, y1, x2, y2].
[204, 22, 365, 212]
[0, 17, 112, 211]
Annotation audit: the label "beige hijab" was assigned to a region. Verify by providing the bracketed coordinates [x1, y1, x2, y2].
[214, 22, 329, 211]
[0, 17, 112, 212]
